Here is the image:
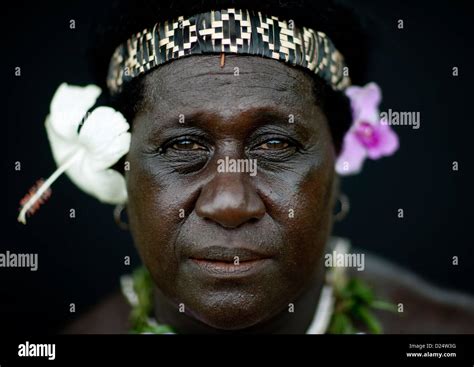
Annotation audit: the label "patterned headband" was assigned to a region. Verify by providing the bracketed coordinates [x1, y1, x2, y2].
[107, 8, 351, 95]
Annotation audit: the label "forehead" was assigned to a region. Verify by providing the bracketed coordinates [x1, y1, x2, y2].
[139, 55, 319, 120]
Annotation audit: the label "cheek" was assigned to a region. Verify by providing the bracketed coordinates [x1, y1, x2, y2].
[290, 161, 334, 272]
[125, 141, 190, 283]
[259, 143, 335, 284]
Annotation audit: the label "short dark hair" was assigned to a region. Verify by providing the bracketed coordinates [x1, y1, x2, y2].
[89, 0, 370, 153]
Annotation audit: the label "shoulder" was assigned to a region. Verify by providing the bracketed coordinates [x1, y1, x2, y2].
[351, 250, 474, 333]
[62, 291, 131, 334]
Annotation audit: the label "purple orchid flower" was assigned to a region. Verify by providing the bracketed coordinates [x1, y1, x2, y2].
[335, 82, 399, 175]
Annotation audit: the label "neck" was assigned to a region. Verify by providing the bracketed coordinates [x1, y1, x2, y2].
[152, 268, 325, 334]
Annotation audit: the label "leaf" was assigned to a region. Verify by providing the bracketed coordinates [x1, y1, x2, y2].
[352, 305, 382, 334]
[336, 298, 356, 313]
[371, 300, 397, 312]
[347, 278, 374, 304]
[328, 313, 355, 334]
[147, 324, 175, 334]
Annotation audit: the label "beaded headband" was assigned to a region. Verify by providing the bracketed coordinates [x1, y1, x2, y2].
[107, 8, 351, 94]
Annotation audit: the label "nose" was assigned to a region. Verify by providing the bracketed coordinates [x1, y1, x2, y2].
[195, 172, 266, 228]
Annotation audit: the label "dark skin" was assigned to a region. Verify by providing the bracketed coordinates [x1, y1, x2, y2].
[126, 55, 337, 333]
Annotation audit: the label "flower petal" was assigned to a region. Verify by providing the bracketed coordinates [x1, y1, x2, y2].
[346, 83, 382, 124]
[78, 107, 131, 170]
[45, 116, 78, 165]
[366, 124, 399, 159]
[85, 132, 131, 171]
[66, 151, 128, 204]
[336, 133, 367, 175]
[48, 83, 101, 141]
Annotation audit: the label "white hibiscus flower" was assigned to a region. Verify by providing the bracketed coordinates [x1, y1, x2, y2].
[18, 83, 131, 224]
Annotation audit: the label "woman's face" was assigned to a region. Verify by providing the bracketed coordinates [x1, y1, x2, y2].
[126, 55, 336, 330]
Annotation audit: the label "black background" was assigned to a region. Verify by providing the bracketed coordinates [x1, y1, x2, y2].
[2, 0, 473, 333]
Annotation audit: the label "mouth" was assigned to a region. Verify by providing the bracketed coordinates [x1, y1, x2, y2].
[187, 246, 273, 277]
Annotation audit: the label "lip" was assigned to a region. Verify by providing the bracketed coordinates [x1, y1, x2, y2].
[188, 246, 271, 262]
[189, 258, 272, 276]
[187, 246, 273, 277]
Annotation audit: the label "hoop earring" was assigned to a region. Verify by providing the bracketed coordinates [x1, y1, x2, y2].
[333, 193, 350, 222]
[114, 204, 129, 230]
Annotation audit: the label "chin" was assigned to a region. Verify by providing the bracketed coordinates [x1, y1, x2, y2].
[189, 289, 280, 331]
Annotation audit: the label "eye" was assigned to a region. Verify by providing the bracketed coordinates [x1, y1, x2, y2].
[258, 139, 290, 150]
[171, 138, 207, 151]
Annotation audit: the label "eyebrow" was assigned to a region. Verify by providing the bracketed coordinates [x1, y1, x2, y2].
[148, 106, 315, 143]
[242, 108, 295, 126]
[172, 106, 309, 127]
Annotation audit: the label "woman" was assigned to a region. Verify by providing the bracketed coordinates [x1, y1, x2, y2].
[18, 0, 474, 334]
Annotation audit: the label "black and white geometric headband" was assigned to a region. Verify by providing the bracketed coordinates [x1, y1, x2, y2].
[107, 8, 351, 94]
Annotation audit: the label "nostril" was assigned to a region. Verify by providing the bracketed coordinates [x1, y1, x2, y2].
[197, 201, 265, 229]
[195, 173, 266, 228]
[247, 217, 260, 225]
